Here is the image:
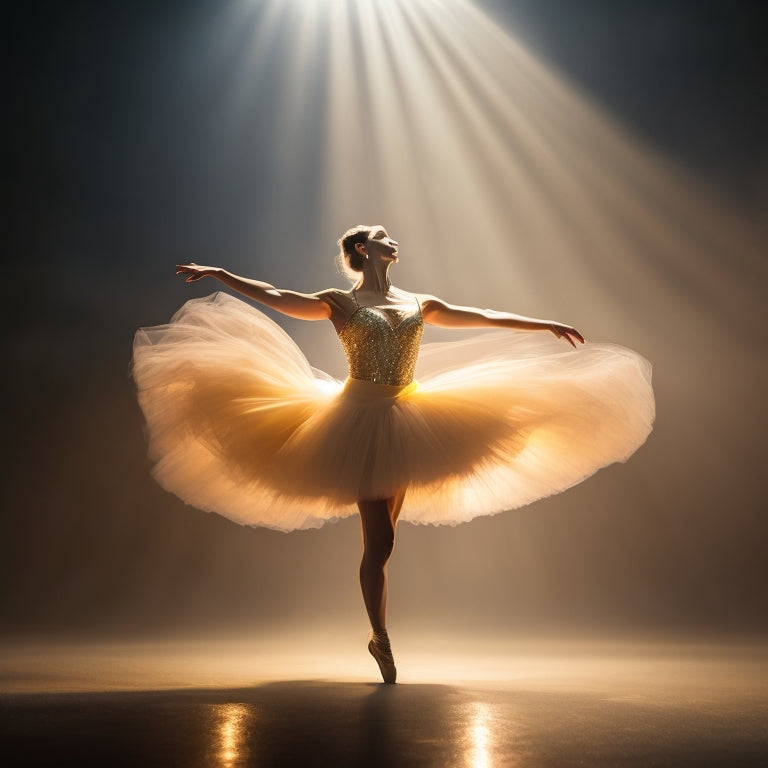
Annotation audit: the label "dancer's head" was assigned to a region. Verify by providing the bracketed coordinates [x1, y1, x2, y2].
[337, 225, 399, 281]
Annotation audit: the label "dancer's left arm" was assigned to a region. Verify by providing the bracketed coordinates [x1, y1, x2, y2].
[420, 296, 584, 347]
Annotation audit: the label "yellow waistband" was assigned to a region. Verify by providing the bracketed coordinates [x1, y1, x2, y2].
[343, 377, 419, 399]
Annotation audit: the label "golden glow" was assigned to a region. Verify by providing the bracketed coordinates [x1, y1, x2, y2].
[213, 703, 250, 767]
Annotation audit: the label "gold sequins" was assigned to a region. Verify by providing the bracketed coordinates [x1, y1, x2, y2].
[338, 305, 423, 386]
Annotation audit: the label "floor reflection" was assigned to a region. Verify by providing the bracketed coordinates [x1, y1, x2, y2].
[464, 701, 493, 768]
[211, 703, 251, 766]
[3, 642, 768, 767]
[4, 677, 768, 767]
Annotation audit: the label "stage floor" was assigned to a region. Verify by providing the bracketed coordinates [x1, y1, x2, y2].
[2, 637, 767, 767]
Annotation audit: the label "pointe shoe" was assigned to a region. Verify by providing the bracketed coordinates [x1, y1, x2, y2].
[368, 634, 397, 684]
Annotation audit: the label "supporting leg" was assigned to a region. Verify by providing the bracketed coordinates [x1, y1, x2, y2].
[358, 498, 396, 633]
[358, 491, 406, 683]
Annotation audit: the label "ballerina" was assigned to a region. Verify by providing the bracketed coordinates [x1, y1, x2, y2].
[133, 224, 654, 684]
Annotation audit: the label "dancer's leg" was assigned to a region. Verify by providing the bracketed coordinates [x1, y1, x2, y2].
[359, 493, 405, 683]
[358, 490, 406, 632]
[358, 498, 396, 633]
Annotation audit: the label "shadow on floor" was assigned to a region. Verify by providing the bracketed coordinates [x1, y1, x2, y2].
[3, 679, 768, 767]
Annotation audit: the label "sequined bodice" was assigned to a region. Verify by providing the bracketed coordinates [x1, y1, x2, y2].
[338, 297, 423, 386]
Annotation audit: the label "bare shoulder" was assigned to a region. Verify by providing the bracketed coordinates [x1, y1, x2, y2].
[414, 293, 449, 317]
[414, 293, 444, 305]
[313, 287, 354, 308]
[312, 288, 356, 330]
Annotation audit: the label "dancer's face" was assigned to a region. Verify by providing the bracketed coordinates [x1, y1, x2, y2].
[365, 227, 399, 262]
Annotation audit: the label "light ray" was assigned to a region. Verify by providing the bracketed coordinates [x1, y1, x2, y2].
[200, 0, 765, 548]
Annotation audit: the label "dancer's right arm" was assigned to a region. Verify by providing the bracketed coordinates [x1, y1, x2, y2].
[175, 264, 331, 321]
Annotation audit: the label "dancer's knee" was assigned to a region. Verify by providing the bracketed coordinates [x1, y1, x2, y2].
[359, 499, 396, 565]
[363, 529, 395, 565]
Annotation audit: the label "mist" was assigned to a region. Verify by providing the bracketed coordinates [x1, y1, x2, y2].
[3, 0, 766, 648]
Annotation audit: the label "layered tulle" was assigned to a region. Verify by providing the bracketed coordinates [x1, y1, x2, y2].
[133, 292, 654, 530]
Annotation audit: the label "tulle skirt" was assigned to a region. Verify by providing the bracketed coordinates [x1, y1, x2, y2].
[133, 292, 654, 530]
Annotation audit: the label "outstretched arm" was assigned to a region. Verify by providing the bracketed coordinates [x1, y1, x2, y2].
[421, 296, 584, 347]
[175, 264, 331, 321]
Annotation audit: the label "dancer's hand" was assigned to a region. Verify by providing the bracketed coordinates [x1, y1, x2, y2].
[176, 263, 220, 282]
[549, 323, 585, 347]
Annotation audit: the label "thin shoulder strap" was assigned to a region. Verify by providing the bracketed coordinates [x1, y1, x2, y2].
[351, 289, 361, 308]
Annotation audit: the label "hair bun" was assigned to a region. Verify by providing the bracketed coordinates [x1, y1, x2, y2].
[337, 225, 373, 280]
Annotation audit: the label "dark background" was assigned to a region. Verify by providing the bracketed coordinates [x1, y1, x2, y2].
[3, 0, 766, 641]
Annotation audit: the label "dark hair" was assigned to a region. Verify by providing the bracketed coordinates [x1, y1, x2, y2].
[337, 225, 373, 279]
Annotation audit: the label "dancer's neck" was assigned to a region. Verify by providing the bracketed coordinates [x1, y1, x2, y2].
[355, 261, 393, 295]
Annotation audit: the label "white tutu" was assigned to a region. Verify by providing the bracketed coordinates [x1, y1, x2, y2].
[133, 292, 654, 530]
